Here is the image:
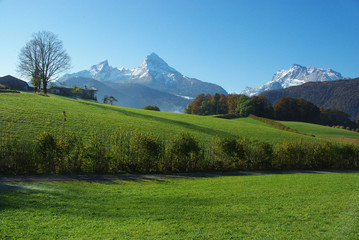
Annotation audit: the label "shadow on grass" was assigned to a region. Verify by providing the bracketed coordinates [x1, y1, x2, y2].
[77, 100, 238, 139]
[0, 178, 219, 225]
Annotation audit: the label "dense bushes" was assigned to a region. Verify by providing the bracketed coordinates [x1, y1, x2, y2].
[165, 133, 203, 172]
[143, 105, 161, 111]
[0, 130, 358, 175]
[0, 137, 36, 174]
[274, 140, 359, 169]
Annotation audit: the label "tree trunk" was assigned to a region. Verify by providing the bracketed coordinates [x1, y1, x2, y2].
[43, 79, 47, 95]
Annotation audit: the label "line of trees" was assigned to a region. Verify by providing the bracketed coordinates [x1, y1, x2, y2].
[185, 93, 358, 129]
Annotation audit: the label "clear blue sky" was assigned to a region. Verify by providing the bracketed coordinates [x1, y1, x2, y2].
[1, 0, 358, 93]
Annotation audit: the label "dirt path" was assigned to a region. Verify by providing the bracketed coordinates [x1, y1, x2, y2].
[1, 169, 358, 182]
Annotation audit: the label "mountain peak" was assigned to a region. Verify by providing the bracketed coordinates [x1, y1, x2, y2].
[58, 53, 228, 103]
[91, 59, 110, 72]
[146, 52, 160, 59]
[292, 64, 303, 68]
[143, 52, 167, 66]
[241, 64, 345, 96]
[135, 53, 178, 75]
[99, 59, 109, 65]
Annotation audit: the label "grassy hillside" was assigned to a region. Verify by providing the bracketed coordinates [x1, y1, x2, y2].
[1, 173, 359, 239]
[0, 92, 313, 144]
[280, 121, 359, 145]
[1, 92, 357, 145]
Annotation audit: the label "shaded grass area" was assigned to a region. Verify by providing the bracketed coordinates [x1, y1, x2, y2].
[0, 92, 314, 144]
[1, 173, 359, 239]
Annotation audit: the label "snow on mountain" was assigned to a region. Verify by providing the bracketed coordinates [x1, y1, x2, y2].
[129, 53, 180, 86]
[241, 64, 344, 96]
[59, 52, 227, 98]
[60, 59, 133, 83]
[57, 53, 228, 112]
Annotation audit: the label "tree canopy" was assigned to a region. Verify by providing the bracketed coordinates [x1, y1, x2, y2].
[18, 31, 71, 94]
[185, 93, 357, 128]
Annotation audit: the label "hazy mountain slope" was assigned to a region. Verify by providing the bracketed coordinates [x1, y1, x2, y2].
[242, 64, 344, 96]
[261, 78, 359, 120]
[62, 77, 191, 112]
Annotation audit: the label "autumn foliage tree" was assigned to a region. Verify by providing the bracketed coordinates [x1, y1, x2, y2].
[185, 93, 228, 115]
[185, 93, 357, 128]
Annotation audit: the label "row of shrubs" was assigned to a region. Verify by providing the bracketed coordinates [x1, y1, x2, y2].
[331, 125, 359, 133]
[1, 130, 358, 175]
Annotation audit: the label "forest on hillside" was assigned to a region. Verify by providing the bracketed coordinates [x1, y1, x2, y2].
[261, 78, 359, 120]
[185, 93, 358, 130]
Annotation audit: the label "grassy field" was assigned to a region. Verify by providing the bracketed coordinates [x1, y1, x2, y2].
[2, 92, 357, 145]
[1, 173, 359, 239]
[280, 121, 359, 145]
[1, 92, 313, 144]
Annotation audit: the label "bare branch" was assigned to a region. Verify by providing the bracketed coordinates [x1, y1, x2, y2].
[17, 31, 71, 94]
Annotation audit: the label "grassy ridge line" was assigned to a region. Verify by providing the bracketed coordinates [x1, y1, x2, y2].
[279, 121, 359, 145]
[0, 92, 314, 144]
[279, 121, 359, 139]
[249, 114, 300, 133]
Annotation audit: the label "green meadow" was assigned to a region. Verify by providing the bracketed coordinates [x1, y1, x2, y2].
[1, 92, 359, 239]
[1, 173, 359, 239]
[280, 121, 359, 145]
[2, 92, 357, 145]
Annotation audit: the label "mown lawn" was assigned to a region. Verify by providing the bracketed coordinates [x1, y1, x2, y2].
[0, 92, 312, 144]
[1, 173, 359, 239]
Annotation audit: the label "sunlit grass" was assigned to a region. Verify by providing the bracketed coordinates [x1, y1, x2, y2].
[279, 121, 359, 144]
[1, 173, 359, 239]
[1, 92, 312, 144]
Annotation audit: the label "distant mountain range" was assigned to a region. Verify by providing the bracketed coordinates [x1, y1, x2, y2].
[58, 53, 227, 112]
[242, 64, 345, 96]
[261, 78, 359, 120]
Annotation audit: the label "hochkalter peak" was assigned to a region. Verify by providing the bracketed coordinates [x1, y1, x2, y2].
[241, 64, 345, 96]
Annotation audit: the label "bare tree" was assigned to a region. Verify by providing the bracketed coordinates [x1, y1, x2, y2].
[18, 31, 71, 95]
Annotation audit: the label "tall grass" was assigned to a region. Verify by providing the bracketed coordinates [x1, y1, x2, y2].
[1, 129, 358, 175]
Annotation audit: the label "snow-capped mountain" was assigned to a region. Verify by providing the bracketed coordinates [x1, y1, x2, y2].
[60, 59, 133, 82]
[59, 53, 227, 98]
[242, 64, 345, 96]
[58, 53, 227, 112]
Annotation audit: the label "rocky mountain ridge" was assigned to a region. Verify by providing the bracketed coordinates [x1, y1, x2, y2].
[59, 53, 227, 99]
[242, 64, 345, 96]
[58, 53, 227, 112]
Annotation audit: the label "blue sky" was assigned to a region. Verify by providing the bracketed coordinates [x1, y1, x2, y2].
[0, 0, 358, 93]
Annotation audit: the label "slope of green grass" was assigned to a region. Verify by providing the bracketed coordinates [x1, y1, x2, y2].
[1, 173, 359, 239]
[1, 92, 313, 144]
[279, 121, 359, 144]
